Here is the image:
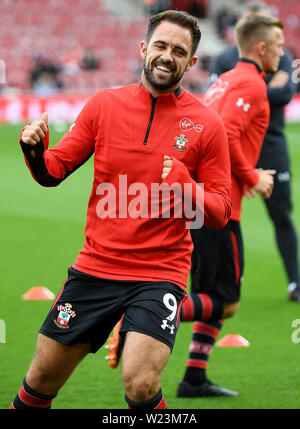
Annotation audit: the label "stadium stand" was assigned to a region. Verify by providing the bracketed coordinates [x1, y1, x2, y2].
[216, 0, 300, 60]
[0, 0, 148, 93]
[264, 0, 300, 59]
[0, 0, 298, 95]
[0, 0, 215, 94]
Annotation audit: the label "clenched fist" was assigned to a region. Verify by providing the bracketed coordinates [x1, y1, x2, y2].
[22, 112, 48, 146]
[245, 168, 276, 200]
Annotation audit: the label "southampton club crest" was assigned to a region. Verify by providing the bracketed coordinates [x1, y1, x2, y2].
[54, 303, 76, 329]
[173, 133, 189, 152]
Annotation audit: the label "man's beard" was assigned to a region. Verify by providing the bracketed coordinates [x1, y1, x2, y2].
[143, 58, 185, 90]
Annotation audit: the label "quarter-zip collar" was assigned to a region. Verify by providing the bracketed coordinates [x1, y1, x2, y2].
[138, 81, 183, 103]
[238, 57, 262, 73]
[136, 81, 184, 146]
[136, 82, 184, 146]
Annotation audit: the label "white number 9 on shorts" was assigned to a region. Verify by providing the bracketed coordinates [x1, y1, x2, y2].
[163, 293, 178, 322]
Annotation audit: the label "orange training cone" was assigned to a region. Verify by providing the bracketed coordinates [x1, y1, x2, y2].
[216, 334, 250, 347]
[105, 315, 124, 368]
[22, 286, 55, 301]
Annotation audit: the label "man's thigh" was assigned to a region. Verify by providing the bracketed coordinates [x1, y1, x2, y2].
[26, 333, 90, 394]
[121, 331, 170, 400]
[118, 282, 186, 401]
[122, 331, 170, 379]
[258, 148, 292, 216]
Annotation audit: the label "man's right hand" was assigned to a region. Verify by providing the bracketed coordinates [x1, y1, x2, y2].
[268, 71, 289, 88]
[252, 168, 276, 199]
[22, 112, 48, 146]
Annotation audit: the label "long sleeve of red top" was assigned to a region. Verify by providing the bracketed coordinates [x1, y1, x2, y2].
[204, 62, 270, 221]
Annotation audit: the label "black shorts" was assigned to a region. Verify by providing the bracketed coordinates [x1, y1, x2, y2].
[190, 220, 244, 303]
[39, 267, 186, 353]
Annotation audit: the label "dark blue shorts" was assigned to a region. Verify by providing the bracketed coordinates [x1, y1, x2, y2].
[39, 267, 186, 353]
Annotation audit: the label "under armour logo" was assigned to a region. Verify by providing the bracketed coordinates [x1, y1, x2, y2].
[161, 319, 175, 334]
[236, 98, 251, 112]
[278, 172, 290, 183]
[179, 117, 203, 133]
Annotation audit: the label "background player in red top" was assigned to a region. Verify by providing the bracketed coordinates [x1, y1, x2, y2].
[177, 13, 285, 398]
[210, 1, 300, 302]
[10, 10, 231, 410]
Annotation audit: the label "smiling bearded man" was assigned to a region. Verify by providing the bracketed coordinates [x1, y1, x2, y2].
[11, 10, 232, 410]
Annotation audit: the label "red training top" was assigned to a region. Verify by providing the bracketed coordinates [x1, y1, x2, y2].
[20, 82, 232, 290]
[204, 60, 270, 221]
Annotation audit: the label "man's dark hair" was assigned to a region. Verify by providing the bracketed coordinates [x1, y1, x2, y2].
[146, 10, 201, 57]
[235, 13, 283, 53]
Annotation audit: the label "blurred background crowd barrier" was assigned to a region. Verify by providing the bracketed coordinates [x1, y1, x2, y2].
[0, 0, 299, 123]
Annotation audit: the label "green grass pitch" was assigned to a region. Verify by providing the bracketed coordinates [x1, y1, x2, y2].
[0, 122, 300, 409]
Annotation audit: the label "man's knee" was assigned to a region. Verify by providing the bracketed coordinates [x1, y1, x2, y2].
[265, 196, 292, 226]
[26, 356, 63, 396]
[123, 371, 156, 402]
[27, 354, 62, 388]
[222, 302, 240, 319]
